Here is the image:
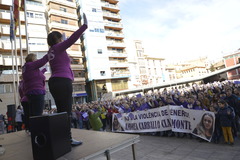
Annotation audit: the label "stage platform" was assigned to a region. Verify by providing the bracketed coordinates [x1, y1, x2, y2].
[0, 129, 140, 160]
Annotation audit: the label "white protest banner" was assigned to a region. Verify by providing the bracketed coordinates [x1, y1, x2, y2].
[112, 105, 215, 142]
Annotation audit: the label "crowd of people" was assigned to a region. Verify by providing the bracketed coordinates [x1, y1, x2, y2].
[63, 80, 239, 145]
[1, 78, 240, 147]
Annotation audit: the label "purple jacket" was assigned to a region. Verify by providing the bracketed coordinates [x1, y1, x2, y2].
[22, 55, 49, 95]
[48, 24, 88, 81]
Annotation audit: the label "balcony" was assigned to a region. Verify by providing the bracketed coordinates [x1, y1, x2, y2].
[48, 9, 78, 20]
[104, 21, 123, 29]
[1, 25, 26, 36]
[1, 41, 27, 50]
[102, 12, 121, 21]
[29, 45, 48, 52]
[0, 74, 15, 82]
[74, 77, 85, 82]
[26, 2, 45, 12]
[0, 0, 12, 6]
[71, 64, 84, 70]
[107, 40, 125, 48]
[0, 12, 25, 22]
[108, 51, 127, 58]
[0, 54, 3, 65]
[101, 1, 120, 12]
[28, 30, 47, 38]
[27, 17, 47, 25]
[109, 62, 128, 68]
[47, 0, 76, 8]
[105, 31, 124, 39]
[67, 50, 82, 57]
[3, 57, 21, 66]
[105, 0, 119, 5]
[111, 71, 130, 78]
[49, 21, 78, 31]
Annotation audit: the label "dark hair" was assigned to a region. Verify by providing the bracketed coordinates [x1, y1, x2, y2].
[47, 31, 62, 47]
[218, 99, 227, 105]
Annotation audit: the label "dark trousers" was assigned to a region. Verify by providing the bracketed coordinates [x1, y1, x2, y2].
[48, 77, 72, 139]
[21, 101, 30, 130]
[16, 122, 22, 131]
[27, 94, 45, 116]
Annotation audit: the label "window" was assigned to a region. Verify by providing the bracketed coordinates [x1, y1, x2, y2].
[0, 85, 4, 93]
[94, 28, 99, 32]
[35, 13, 43, 19]
[60, 7, 67, 12]
[27, 12, 34, 18]
[98, 49, 102, 54]
[0, 84, 12, 93]
[61, 19, 68, 24]
[112, 79, 128, 91]
[100, 71, 105, 76]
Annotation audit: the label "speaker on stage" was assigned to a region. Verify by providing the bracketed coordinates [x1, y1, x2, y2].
[30, 112, 71, 160]
[7, 104, 16, 119]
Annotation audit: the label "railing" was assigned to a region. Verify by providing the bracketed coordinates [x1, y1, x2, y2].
[102, 12, 121, 19]
[101, 1, 119, 10]
[104, 21, 123, 28]
[109, 62, 128, 67]
[105, 31, 124, 38]
[108, 52, 127, 58]
[48, 9, 77, 19]
[49, 21, 78, 31]
[107, 40, 125, 47]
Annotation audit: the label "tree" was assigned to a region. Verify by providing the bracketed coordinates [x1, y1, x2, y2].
[209, 64, 215, 72]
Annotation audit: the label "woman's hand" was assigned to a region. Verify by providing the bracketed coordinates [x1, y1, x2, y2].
[83, 13, 88, 26]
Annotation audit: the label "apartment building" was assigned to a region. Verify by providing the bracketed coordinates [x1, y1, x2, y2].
[0, 0, 27, 113]
[77, 0, 130, 101]
[223, 49, 240, 80]
[145, 56, 166, 85]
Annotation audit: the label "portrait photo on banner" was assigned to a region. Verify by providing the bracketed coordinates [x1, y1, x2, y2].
[192, 111, 215, 141]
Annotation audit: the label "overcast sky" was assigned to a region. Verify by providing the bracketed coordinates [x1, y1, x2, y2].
[119, 0, 240, 62]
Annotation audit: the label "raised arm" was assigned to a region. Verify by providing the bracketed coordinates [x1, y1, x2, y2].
[55, 13, 88, 51]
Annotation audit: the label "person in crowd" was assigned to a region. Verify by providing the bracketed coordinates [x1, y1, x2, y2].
[47, 13, 88, 146]
[88, 107, 103, 131]
[224, 88, 240, 137]
[192, 112, 214, 141]
[15, 105, 23, 131]
[0, 114, 5, 134]
[18, 76, 30, 132]
[71, 108, 78, 128]
[217, 99, 235, 145]
[75, 106, 83, 129]
[22, 53, 48, 118]
[100, 105, 107, 131]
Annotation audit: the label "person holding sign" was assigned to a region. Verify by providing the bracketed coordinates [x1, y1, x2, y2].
[192, 112, 214, 141]
[217, 99, 235, 145]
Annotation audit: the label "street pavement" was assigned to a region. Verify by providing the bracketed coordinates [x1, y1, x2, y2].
[93, 134, 240, 160]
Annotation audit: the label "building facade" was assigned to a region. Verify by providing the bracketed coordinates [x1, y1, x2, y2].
[145, 56, 166, 85]
[77, 0, 130, 101]
[223, 50, 240, 80]
[0, 0, 27, 113]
